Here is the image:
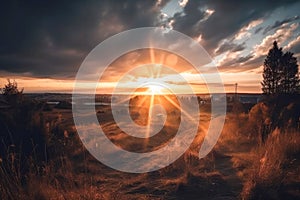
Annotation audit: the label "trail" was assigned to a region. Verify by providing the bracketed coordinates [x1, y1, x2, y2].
[213, 152, 243, 199]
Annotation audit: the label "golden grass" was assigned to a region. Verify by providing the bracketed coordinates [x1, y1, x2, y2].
[240, 130, 300, 199]
[1, 97, 300, 199]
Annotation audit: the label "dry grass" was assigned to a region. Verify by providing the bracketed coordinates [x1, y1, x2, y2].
[240, 129, 300, 199]
[1, 96, 300, 199]
[209, 107, 300, 200]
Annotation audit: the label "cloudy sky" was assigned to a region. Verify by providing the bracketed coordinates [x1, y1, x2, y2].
[0, 0, 299, 93]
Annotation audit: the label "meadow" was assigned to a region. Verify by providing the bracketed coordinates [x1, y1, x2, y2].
[0, 94, 299, 199]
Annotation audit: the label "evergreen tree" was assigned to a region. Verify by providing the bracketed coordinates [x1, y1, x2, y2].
[261, 41, 282, 94]
[261, 41, 299, 95]
[280, 51, 299, 94]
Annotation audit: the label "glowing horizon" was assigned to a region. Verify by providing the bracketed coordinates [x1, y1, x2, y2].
[0, 47, 263, 94]
[0, 76, 262, 94]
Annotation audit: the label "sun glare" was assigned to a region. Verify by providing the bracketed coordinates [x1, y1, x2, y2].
[148, 85, 164, 95]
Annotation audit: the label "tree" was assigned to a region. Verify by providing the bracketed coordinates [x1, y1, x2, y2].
[1, 79, 23, 95]
[261, 41, 283, 94]
[280, 51, 299, 94]
[261, 41, 299, 95]
[1, 79, 23, 104]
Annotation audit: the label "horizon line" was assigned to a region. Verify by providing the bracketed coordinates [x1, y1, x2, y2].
[18, 92, 264, 95]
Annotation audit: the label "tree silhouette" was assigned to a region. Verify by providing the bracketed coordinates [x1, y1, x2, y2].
[1, 79, 23, 104]
[1, 79, 23, 96]
[261, 41, 299, 95]
[280, 51, 299, 94]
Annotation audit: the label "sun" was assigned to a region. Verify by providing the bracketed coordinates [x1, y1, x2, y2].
[147, 84, 164, 95]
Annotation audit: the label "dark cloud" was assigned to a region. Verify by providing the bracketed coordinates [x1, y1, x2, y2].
[219, 54, 254, 70]
[218, 54, 265, 73]
[1, 0, 299, 79]
[170, 0, 299, 54]
[215, 42, 246, 55]
[236, 55, 255, 64]
[242, 55, 265, 69]
[254, 27, 263, 34]
[263, 15, 299, 34]
[169, 1, 206, 37]
[0, 0, 169, 78]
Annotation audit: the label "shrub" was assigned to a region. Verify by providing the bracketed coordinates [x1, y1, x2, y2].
[247, 102, 271, 144]
[1, 79, 24, 105]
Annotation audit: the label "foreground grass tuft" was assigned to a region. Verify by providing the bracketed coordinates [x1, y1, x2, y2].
[241, 130, 300, 199]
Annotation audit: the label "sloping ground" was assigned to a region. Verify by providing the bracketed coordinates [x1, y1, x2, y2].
[1, 96, 299, 199]
[38, 106, 244, 200]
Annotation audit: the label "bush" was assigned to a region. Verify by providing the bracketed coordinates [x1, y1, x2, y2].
[247, 102, 271, 144]
[1, 79, 24, 105]
[247, 95, 300, 144]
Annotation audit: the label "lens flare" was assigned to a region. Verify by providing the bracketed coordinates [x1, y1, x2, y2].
[148, 85, 164, 95]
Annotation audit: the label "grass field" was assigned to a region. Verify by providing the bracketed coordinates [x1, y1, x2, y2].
[0, 94, 299, 199]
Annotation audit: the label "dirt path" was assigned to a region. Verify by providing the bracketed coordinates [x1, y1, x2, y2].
[213, 152, 243, 199]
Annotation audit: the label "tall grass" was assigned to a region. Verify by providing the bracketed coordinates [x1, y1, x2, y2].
[1, 95, 299, 199]
[1, 99, 81, 199]
[241, 129, 300, 199]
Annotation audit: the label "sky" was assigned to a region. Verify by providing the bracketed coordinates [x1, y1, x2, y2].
[0, 0, 300, 94]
